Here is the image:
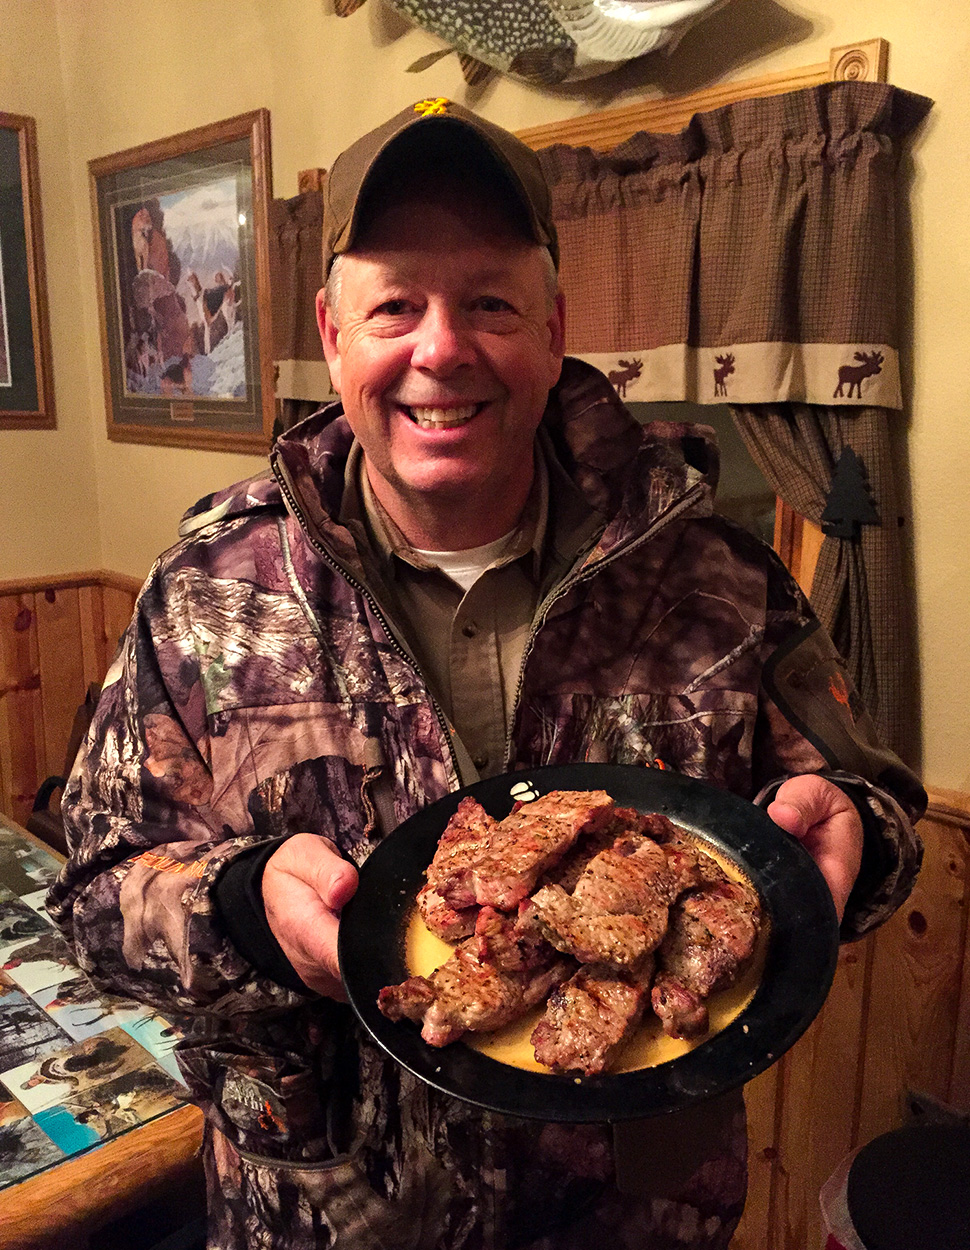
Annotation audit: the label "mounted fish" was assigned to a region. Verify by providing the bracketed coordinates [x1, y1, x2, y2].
[547, 0, 728, 79]
[334, 0, 727, 86]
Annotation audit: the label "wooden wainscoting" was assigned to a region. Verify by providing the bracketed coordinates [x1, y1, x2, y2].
[734, 787, 970, 1249]
[0, 570, 141, 825]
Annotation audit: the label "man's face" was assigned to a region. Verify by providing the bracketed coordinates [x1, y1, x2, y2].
[317, 189, 565, 546]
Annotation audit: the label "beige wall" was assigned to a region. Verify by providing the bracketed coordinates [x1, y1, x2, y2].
[1, 0, 967, 788]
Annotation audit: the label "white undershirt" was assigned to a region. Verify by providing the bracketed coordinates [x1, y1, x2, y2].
[413, 530, 518, 593]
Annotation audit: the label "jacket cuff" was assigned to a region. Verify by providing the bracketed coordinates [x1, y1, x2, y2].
[213, 838, 313, 995]
[754, 771, 923, 942]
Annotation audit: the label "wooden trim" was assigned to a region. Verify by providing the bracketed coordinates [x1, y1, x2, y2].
[0, 1104, 204, 1250]
[0, 569, 143, 597]
[925, 787, 970, 834]
[298, 168, 326, 193]
[516, 62, 829, 150]
[516, 37, 888, 152]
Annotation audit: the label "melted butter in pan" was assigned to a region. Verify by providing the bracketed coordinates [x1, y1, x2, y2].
[404, 833, 769, 1075]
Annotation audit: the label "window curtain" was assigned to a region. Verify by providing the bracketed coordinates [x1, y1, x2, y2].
[269, 188, 331, 433]
[536, 81, 931, 753]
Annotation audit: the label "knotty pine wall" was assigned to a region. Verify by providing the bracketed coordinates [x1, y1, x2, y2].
[1, 573, 967, 1249]
[0, 570, 140, 826]
[735, 788, 970, 1249]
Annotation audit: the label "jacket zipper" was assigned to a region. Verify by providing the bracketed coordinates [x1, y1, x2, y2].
[503, 481, 707, 769]
[270, 454, 464, 788]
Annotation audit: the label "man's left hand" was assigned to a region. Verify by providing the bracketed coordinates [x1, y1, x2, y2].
[766, 775, 863, 924]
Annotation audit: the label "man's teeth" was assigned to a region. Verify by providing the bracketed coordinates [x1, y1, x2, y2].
[406, 405, 477, 429]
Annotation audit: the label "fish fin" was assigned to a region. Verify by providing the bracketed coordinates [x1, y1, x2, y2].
[459, 54, 494, 87]
[509, 45, 575, 86]
[333, 0, 367, 15]
[407, 48, 454, 73]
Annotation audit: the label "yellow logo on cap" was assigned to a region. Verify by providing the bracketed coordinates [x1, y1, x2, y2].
[414, 98, 450, 117]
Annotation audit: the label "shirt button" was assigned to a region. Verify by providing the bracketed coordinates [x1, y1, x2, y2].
[461, 623, 478, 638]
[473, 753, 489, 770]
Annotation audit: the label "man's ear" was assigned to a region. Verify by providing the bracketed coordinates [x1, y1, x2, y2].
[546, 291, 567, 385]
[316, 289, 341, 393]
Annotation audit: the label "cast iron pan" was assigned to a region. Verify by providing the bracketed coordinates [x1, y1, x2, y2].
[338, 763, 838, 1122]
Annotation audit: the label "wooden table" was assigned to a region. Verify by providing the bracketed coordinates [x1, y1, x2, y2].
[0, 814, 204, 1250]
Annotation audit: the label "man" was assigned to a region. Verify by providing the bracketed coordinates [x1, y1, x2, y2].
[49, 101, 924, 1249]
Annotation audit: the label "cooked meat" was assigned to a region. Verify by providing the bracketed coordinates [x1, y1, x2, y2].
[472, 905, 555, 972]
[436, 789, 615, 911]
[526, 834, 680, 969]
[415, 882, 478, 941]
[424, 796, 499, 910]
[651, 877, 761, 1039]
[378, 936, 571, 1048]
[538, 805, 658, 892]
[531, 963, 652, 1075]
[381, 790, 763, 1072]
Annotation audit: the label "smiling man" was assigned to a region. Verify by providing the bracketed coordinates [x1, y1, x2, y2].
[51, 101, 925, 1250]
[318, 182, 565, 550]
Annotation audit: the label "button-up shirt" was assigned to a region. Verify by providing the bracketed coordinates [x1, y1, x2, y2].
[339, 434, 602, 779]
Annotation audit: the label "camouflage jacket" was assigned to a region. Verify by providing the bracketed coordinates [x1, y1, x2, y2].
[49, 358, 924, 1250]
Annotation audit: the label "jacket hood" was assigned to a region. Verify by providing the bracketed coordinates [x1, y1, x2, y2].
[179, 358, 720, 552]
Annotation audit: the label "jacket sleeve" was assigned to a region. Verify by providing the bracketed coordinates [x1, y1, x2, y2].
[46, 568, 313, 1019]
[752, 561, 926, 940]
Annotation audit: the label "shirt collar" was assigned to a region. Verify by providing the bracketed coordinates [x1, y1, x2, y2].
[340, 442, 551, 582]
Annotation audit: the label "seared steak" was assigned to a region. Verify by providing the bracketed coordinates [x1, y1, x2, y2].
[424, 796, 498, 909]
[378, 935, 570, 1048]
[526, 834, 681, 969]
[415, 883, 478, 941]
[435, 789, 615, 911]
[651, 876, 761, 1039]
[531, 963, 652, 1075]
[380, 791, 764, 1070]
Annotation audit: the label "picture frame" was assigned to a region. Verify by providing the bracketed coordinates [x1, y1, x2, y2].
[0, 113, 56, 430]
[89, 111, 275, 453]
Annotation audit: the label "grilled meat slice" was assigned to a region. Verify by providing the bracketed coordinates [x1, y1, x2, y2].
[416, 883, 478, 941]
[538, 805, 660, 893]
[651, 876, 761, 1039]
[437, 789, 615, 911]
[531, 963, 652, 1075]
[424, 796, 499, 910]
[378, 932, 571, 1048]
[473, 905, 555, 972]
[526, 834, 683, 969]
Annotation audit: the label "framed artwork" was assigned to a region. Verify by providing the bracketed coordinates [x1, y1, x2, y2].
[0, 113, 55, 430]
[89, 111, 275, 452]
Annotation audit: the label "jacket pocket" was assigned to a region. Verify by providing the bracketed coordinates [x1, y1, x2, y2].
[208, 1125, 453, 1250]
[516, 690, 758, 795]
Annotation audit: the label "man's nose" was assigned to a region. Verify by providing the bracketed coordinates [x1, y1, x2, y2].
[410, 304, 475, 373]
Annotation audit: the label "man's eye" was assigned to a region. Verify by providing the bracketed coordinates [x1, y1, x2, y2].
[375, 299, 413, 316]
[474, 296, 515, 313]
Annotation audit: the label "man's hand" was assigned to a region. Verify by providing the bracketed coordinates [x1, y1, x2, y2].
[262, 834, 358, 999]
[766, 775, 863, 924]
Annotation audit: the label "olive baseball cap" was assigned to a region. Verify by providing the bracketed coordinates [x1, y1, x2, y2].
[321, 97, 559, 276]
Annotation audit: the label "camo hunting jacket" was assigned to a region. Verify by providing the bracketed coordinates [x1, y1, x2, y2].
[49, 358, 924, 1250]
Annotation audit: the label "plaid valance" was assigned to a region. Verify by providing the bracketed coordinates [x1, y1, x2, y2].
[538, 80, 931, 409]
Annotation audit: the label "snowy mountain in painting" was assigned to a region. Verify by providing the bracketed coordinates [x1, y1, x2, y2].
[161, 176, 240, 282]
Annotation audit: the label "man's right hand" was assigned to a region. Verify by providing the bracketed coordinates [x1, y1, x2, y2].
[262, 834, 359, 1000]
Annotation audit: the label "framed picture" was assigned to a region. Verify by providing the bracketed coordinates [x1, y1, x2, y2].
[89, 111, 275, 453]
[0, 113, 55, 430]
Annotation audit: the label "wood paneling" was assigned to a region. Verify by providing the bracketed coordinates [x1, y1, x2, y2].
[736, 789, 970, 1249]
[0, 571, 139, 825]
[0, 593, 46, 825]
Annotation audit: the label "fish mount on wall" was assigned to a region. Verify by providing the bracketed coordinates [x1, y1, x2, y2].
[335, 0, 728, 87]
